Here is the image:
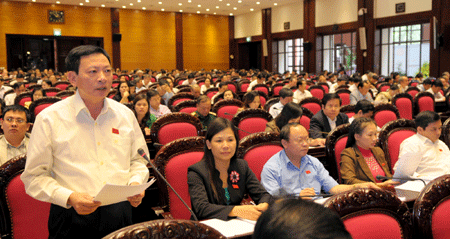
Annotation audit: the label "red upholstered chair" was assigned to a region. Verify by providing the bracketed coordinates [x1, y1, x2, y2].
[102, 219, 225, 239]
[112, 80, 120, 88]
[308, 85, 325, 100]
[55, 90, 75, 99]
[53, 81, 71, 91]
[413, 175, 450, 239]
[270, 83, 285, 97]
[299, 97, 322, 115]
[252, 84, 270, 96]
[28, 96, 62, 118]
[324, 188, 412, 239]
[257, 91, 268, 107]
[414, 91, 435, 115]
[0, 154, 51, 239]
[212, 99, 244, 121]
[212, 91, 240, 105]
[325, 123, 350, 182]
[13, 91, 32, 106]
[232, 109, 273, 140]
[153, 136, 205, 219]
[150, 113, 203, 148]
[406, 86, 421, 98]
[299, 107, 314, 131]
[167, 92, 195, 111]
[441, 117, 450, 149]
[391, 93, 414, 120]
[340, 104, 355, 119]
[174, 77, 187, 86]
[43, 87, 61, 97]
[238, 80, 251, 93]
[226, 81, 239, 94]
[263, 97, 279, 112]
[237, 132, 282, 181]
[336, 89, 351, 106]
[373, 103, 400, 128]
[377, 82, 391, 92]
[378, 119, 416, 173]
[173, 99, 197, 114]
[107, 89, 118, 99]
[205, 88, 219, 99]
[409, 81, 419, 87]
[174, 84, 191, 91]
[317, 82, 329, 93]
[337, 85, 349, 91]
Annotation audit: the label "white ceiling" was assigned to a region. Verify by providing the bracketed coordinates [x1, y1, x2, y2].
[15, 0, 300, 16]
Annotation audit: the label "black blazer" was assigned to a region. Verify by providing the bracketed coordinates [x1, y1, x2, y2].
[309, 110, 349, 139]
[187, 158, 272, 220]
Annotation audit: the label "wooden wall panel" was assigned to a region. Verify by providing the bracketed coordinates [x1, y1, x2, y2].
[182, 14, 229, 71]
[119, 10, 176, 71]
[0, 1, 112, 67]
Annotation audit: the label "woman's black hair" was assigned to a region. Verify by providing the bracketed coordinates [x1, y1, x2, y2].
[31, 87, 46, 101]
[242, 91, 260, 109]
[133, 93, 150, 129]
[115, 81, 131, 98]
[203, 118, 239, 203]
[253, 199, 351, 239]
[345, 117, 377, 148]
[274, 102, 303, 130]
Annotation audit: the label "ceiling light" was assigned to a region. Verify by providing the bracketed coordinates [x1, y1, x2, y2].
[178, 3, 182, 6]
[256, 2, 260, 4]
[101, 4, 105, 7]
[130, 3, 133, 6]
[238, 0, 242, 2]
[122, 5, 126, 8]
[214, 12, 217, 14]
[219, 0, 222, 1]
[56, 1, 60, 4]
[198, 4, 201, 7]
[233, 7, 237, 10]
[142, 7, 146, 10]
[229, 13, 233, 16]
[137, 0, 141, 2]
[79, 3, 83, 5]
[158, 2, 162, 4]
[161, 8, 164, 11]
[206, 9, 210, 11]
[227, 3, 230, 6]
[32, 0, 36, 2]
[250, 8, 254, 11]
[179, 9, 183, 12]
[216, 6, 219, 8]
[85, 0, 89, 2]
[274, 3, 277, 5]
[197, 11, 200, 13]
[188, 0, 191, 2]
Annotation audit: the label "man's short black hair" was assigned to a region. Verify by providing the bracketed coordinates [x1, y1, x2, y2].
[296, 79, 306, 88]
[65, 45, 111, 74]
[219, 81, 228, 88]
[354, 99, 374, 114]
[337, 77, 346, 82]
[390, 84, 399, 91]
[16, 73, 24, 79]
[2, 105, 31, 123]
[12, 82, 23, 90]
[158, 78, 169, 86]
[350, 77, 362, 84]
[279, 88, 293, 98]
[280, 123, 300, 143]
[188, 73, 195, 79]
[415, 111, 440, 130]
[433, 80, 444, 88]
[357, 80, 369, 88]
[322, 93, 341, 106]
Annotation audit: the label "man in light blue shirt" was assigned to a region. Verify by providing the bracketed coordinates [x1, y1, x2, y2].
[261, 123, 377, 198]
[349, 80, 373, 105]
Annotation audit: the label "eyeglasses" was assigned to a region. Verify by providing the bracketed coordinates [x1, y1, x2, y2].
[4, 117, 26, 124]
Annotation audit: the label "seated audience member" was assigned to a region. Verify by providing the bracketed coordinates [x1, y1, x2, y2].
[253, 199, 351, 239]
[348, 77, 361, 93]
[41, 79, 52, 89]
[426, 80, 445, 102]
[0, 105, 32, 165]
[223, 89, 234, 100]
[310, 93, 349, 139]
[236, 91, 262, 113]
[349, 80, 373, 105]
[329, 77, 347, 93]
[247, 74, 265, 92]
[393, 111, 450, 180]
[191, 95, 216, 130]
[9, 73, 27, 85]
[269, 88, 293, 118]
[188, 118, 271, 220]
[418, 78, 433, 92]
[182, 73, 197, 86]
[211, 82, 228, 103]
[166, 77, 179, 94]
[133, 94, 156, 136]
[374, 84, 399, 106]
[439, 76, 449, 91]
[156, 78, 174, 105]
[200, 78, 213, 94]
[24, 87, 46, 109]
[283, 76, 297, 89]
[148, 89, 171, 118]
[340, 118, 398, 186]
[190, 84, 201, 98]
[414, 72, 424, 83]
[398, 76, 409, 93]
[0, 78, 12, 99]
[134, 78, 146, 93]
[142, 74, 153, 88]
[113, 81, 134, 103]
[368, 74, 379, 95]
[348, 99, 374, 124]
[265, 102, 303, 133]
[261, 123, 377, 198]
[293, 79, 312, 103]
[5, 82, 26, 106]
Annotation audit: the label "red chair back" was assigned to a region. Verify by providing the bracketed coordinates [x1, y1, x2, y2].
[380, 85, 391, 92]
[18, 97, 31, 106]
[206, 90, 218, 99]
[259, 96, 266, 107]
[179, 107, 197, 114]
[272, 85, 284, 96]
[410, 82, 419, 87]
[6, 175, 51, 239]
[173, 98, 191, 107]
[344, 213, 403, 239]
[408, 89, 420, 98]
[302, 102, 321, 115]
[300, 115, 311, 131]
[386, 130, 415, 171]
[34, 103, 53, 116]
[418, 97, 434, 112]
[46, 91, 58, 97]
[240, 83, 250, 92]
[54, 82, 70, 91]
[226, 83, 237, 93]
[431, 199, 450, 239]
[374, 110, 398, 128]
[254, 86, 269, 95]
[309, 88, 324, 100]
[217, 105, 240, 121]
[334, 136, 348, 181]
[165, 152, 203, 219]
[345, 112, 355, 118]
[158, 123, 199, 145]
[237, 118, 269, 139]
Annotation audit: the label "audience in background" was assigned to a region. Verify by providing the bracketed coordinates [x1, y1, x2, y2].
[0, 105, 31, 165]
[5, 82, 25, 106]
[191, 95, 216, 130]
[268, 88, 293, 118]
[374, 84, 399, 106]
[156, 78, 174, 105]
[200, 78, 213, 94]
[348, 99, 374, 124]
[24, 87, 46, 109]
[426, 80, 445, 102]
[113, 81, 134, 103]
[236, 91, 262, 114]
[293, 79, 312, 103]
[350, 80, 373, 105]
[148, 89, 171, 118]
[310, 93, 349, 140]
[133, 94, 156, 136]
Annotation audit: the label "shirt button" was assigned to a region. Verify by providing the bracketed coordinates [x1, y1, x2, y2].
[97, 142, 101, 146]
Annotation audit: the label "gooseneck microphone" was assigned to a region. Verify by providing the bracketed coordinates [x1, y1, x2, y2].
[376, 175, 427, 186]
[138, 148, 198, 221]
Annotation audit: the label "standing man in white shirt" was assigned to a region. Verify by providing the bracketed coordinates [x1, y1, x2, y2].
[394, 111, 450, 180]
[21, 45, 149, 239]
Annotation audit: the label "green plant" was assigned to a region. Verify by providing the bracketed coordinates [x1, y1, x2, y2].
[416, 61, 429, 77]
[345, 48, 356, 72]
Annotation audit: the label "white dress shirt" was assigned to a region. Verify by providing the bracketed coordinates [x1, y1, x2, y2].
[0, 85, 12, 99]
[426, 88, 445, 102]
[269, 102, 284, 118]
[393, 133, 450, 179]
[4, 92, 16, 106]
[150, 104, 171, 118]
[293, 90, 312, 103]
[21, 91, 149, 208]
[0, 134, 29, 165]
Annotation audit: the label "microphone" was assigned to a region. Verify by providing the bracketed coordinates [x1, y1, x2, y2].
[138, 148, 198, 221]
[376, 175, 427, 186]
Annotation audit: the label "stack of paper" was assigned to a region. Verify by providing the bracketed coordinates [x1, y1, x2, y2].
[200, 218, 256, 238]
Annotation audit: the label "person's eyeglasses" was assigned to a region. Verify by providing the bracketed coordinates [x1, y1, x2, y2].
[4, 117, 26, 124]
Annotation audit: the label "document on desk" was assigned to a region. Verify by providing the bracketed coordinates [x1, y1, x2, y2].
[200, 218, 256, 238]
[394, 180, 426, 192]
[93, 178, 156, 206]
